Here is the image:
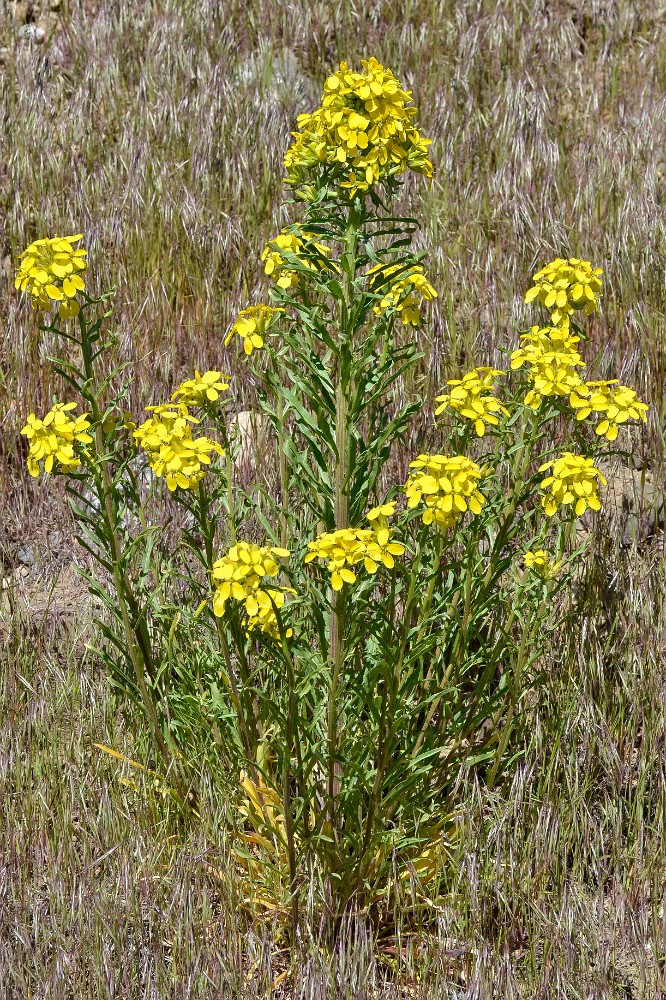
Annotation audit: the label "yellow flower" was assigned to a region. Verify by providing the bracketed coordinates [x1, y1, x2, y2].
[525, 258, 602, 326]
[261, 229, 334, 291]
[569, 380, 649, 441]
[211, 541, 292, 638]
[284, 57, 434, 198]
[403, 454, 486, 528]
[509, 325, 586, 409]
[133, 404, 224, 491]
[20, 402, 93, 477]
[523, 549, 563, 580]
[522, 353, 585, 409]
[244, 587, 295, 641]
[370, 264, 437, 326]
[171, 370, 230, 405]
[538, 452, 606, 517]
[365, 501, 396, 530]
[434, 367, 509, 436]
[15, 235, 88, 318]
[304, 518, 404, 591]
[510, 325, 581, 370]
[225, 304, 284, 355]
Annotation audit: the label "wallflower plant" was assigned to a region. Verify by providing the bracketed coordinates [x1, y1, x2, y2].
[16, 57, 649, 935]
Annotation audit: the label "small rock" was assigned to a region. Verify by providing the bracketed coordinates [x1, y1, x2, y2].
[17, 544, 37, 567]
[48, 530, 64, 550]
[18, 23, 45, 43]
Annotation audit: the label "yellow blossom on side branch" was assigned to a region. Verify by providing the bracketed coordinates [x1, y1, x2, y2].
[172, 370, 230, 405]
[370, 264, 437, 327]
[21, 402, 93, 477]
[539, 453, 606, 517]
[523, 549, 563, 580]
[509, 325, 586, 409]
[403, 455, 486, 528]
[284, 57, 433, 198]
[522, 353, 586, 410]
[434, 367, 509, 437]
[15, 235, 88, 318]
[510, 325, 582, 371]
[304, 511, 405, 591]
[225, 304, 284, 356]
[524, 257, 603, 326]
[261, 229, 334, 291]
[133, 404, 224, 491]
[211, 541, 292, 639]
[568, 380, 649, 441]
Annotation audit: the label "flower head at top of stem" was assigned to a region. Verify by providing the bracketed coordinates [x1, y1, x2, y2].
[523, 549, 563, 580]
[568, 380, 649, 441]
[172, 370, 231, 405]
[225, 304, 284, 356]
[21, 402, 93, 477]
[369, 263, 437, 326]
[304, 516, 405, 591]
[524, 257, 603, 326]
[434, 367, 509, 437]
[211, 540, 293, 640]
[133, 404, 224, 491]
[403, 454, 486, 529]
[284, 57, 433, 198]
[15, 235, 88, 319]
[538, 452, 606, 517]
[261, 229, 335, 291]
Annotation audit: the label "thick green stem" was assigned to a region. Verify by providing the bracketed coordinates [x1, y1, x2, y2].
[276, 394, 289, 549]
[280, 628, 299, 934]
[326, 203, 361, 829]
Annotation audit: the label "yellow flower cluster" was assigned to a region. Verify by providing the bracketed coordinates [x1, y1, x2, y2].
[434, 367, 509, 436]
[539, 453, 606, 517]
[284, 57, 433, 198]
[261, 229, 334, 291]
[225, 304, 284, 355]
[523, 549, 563, 579]
[569, 380, 649, 442]
[510, 324, 582, 370]
[15, 235, 88, 318]
[510, 325, 585, 410]
[371, 265, 437, 326]
[172, 370, 230, 405]
[21, 402, 93, 477]
[403, 455, 486, 528]
[524, 258, 603, 326]
[133, 404, 224, 491]
[304, 503, 405, 591]
[211, 541, 292, 639]
[517, 276, 649, 433]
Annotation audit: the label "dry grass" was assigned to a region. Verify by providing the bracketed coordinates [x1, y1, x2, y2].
[1, 0, 666, 995]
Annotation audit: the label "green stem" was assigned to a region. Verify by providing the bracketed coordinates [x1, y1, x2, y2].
[277, 393, 289, 549]
[358, 571, 397, 879]
[218, 423, 236, 545]
[326, 202, 361, 830]
[280, 625, 299, 934]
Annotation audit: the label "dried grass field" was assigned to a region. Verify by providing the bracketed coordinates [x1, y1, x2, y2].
[1, 0, 666, 996]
